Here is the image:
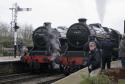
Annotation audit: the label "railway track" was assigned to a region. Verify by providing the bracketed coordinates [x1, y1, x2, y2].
[0, 73, 31, 80]
[0, 72, 65, 84]
[32, 74, 65, 84]
[0, 72, 47, 84]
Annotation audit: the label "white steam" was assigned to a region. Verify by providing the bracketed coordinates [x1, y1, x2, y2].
[95, 0, 108, 23]
[45, 27, 61, 61]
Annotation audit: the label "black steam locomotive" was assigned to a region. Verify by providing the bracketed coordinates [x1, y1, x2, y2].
[21, 22, 61, 70]
[59, 18, 121, 74]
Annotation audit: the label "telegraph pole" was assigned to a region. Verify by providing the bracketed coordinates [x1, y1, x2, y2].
[9, 3, 32, 58]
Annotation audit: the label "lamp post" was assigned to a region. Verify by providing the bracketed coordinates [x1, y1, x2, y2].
[9, 3, 32, 58]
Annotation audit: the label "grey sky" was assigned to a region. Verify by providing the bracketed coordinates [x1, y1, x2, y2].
[0, 0, 125, 33]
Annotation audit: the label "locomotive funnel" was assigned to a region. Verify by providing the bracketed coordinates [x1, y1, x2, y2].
[44, 22, 51, 29]
[78, 18, 87, 24]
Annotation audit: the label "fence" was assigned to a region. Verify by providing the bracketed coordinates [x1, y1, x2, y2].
[0, 47, 14, 56]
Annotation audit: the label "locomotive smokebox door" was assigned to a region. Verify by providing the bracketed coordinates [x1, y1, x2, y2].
[66, 20, 90, 48]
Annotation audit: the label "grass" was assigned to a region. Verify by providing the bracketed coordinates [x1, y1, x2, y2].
[118, 79, 125, 84]
[80, 74, 110, 84]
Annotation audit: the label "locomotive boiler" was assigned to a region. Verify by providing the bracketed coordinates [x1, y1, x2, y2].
[32, 26, 48, 49]
[67, 18, 121, 50]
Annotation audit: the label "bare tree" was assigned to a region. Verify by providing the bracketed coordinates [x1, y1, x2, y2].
[17, 24, 33, 46]
[0, 22, 33, 56]
[0, 22, 10, 37]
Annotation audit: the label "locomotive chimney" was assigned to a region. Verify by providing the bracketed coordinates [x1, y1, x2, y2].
[78, 18, 87, 24]
[44, 22, 51, 29]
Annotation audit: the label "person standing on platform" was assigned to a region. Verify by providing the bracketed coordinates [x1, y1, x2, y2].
[87, 41, 101, 73]
[17, 41, 23, 56]
[119, 34, 125, 68]
[101, 36, 114, 70]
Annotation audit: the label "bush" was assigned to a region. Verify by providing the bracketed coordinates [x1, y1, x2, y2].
[80, 74, 110, 84]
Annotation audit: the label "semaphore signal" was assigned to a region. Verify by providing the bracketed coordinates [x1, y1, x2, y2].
[9, 3, 32, 58]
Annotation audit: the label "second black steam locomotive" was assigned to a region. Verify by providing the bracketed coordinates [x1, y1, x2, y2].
[59, 18, 121, 74]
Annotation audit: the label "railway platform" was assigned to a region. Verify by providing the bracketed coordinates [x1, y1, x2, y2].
[0, 56, 24, 75]
[0, 56, 20, 62]
[53, 60, 123, 84]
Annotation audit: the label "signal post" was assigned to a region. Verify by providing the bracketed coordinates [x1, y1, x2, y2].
[9, 3, 31, 58]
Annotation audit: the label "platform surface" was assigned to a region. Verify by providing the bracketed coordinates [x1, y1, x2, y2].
[53, 60, 122, 84]
[0, 56, 20, 62]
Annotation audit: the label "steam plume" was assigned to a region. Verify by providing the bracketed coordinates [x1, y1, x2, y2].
[95, 0, 107, 23]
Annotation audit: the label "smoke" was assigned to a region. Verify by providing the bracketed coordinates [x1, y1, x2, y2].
[95, 0, 107, 23]
[49, 29, 61, 61]
[45, 25, 61, 62]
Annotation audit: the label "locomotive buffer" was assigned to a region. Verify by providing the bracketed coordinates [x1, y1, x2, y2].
[9, 3, 32, 58]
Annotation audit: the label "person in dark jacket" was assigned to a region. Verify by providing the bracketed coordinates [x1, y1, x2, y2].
[87, 41, 101, 73]
[119, 34, 125, 68]
[101, 37, 114, 70]
[17, 41, 23, 56]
